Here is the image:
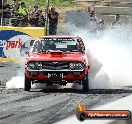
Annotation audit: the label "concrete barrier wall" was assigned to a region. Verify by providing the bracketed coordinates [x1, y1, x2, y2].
[66, 11, 90, 28]
[66, 11, 93, 33]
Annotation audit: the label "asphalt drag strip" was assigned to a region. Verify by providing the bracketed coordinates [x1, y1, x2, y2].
[0, 63, 132, 124]
[0, 88, 131, 124]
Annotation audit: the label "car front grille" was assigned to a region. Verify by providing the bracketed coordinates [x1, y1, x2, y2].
[42, 61, 69, 70]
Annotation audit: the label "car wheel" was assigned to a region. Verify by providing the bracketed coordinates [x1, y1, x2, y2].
[82, 74, 89, 92]
[24, 75, 31, 91]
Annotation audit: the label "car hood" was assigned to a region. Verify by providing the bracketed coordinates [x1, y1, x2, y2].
[26, 51, 87, 62]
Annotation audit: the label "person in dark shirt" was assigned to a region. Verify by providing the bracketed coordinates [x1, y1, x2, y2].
[48, 7, 59, 35]
[2, 0, 11, 25]
[11, 0, 20, 27]
[34, 10, 46, 27]
[29, 5, 39, 26]
[43, 40, 56, 51]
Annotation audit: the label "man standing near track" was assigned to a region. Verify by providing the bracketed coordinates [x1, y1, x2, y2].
[111, 14, 123, 28]
[48, 7, 59, 35]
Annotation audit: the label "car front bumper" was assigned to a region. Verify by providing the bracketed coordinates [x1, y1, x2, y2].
[25, 68, 89, 82]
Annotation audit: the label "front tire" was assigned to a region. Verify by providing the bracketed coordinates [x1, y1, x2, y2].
[24, 75, 31, 91]
[82, 74, 89, 92]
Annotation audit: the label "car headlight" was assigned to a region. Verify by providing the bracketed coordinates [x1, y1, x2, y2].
[76, 63, 84, 70]
[69, 62, 84, 70]
[27, 63, 35, 70]
[27, 62, 43, 70]
[36, 62, 43, 70]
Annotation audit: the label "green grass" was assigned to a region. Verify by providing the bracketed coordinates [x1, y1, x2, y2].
[9, 0, 77, 9]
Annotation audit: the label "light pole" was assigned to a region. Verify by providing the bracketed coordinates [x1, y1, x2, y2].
[45, 0, 50, 35]
[1, 0, 3, 26]
[93, 0, 96, 32]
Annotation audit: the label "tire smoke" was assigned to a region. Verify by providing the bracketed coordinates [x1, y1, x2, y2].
[70, 27, 132, 89]
[6, 76, 24, 89]
[6, 64, 60, 89]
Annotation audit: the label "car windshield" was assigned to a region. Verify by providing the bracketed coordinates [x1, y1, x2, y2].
[30, 38, 85, 52]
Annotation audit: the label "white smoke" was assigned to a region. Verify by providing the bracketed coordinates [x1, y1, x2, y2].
[6, 75, 47, 89]
[6, 76, 24, 89]
[6, 67, 24, 89]
[69, 27, 132, 89]
[92, 29, 132, 88]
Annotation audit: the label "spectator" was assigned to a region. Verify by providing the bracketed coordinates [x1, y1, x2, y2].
[97, 19, 105, 31]
[29, 11, 36, 26]
[11, 12, 19, 26]
[35, 10, 45, 27]
[17, 13, 25, 27]
[86, 6, 91, 13]
[33, 5, 39, 15]
[11, 0, 19, 10]
[48, 7, 59, 35]
[111, 14, 123, 28]
[29, 6, 45, 27]
[17, 20, 23, 27]
[1, 1, 46, 27]
[18, 2, 28, 26]
[18, 2, 28, 16]
[2, 0, 11, 26]
[36, 16, 46, 27]
[89, 10, 98, 31]
[12, 6, 19, 16]
[11, 0, 20, 27]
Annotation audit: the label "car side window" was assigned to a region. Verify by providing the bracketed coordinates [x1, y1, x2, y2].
[32, 40, 42, 52]
[77, 38, 85, 52]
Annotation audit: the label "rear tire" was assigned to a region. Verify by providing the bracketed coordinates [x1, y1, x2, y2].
[24, 75, 31, 91]
[82, 74, 89, 92]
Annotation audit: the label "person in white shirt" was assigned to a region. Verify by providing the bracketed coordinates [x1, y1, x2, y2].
[97, 19, 105, 31]
[89, 10, 99, 32]
[111, 14, 123, 28]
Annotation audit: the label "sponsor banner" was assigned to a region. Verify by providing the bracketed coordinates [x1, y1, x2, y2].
[0, 26, 46, 58]
[0, 58, 25, 62]
[0, 26, 46, 38]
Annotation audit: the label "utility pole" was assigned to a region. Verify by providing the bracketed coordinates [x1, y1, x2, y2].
[0, 0, 3, 26]
[45, 0, 50, 35]
[93, 0, 96, 32]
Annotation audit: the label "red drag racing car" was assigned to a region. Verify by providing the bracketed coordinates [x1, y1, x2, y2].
[24, 36, 90, 91]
